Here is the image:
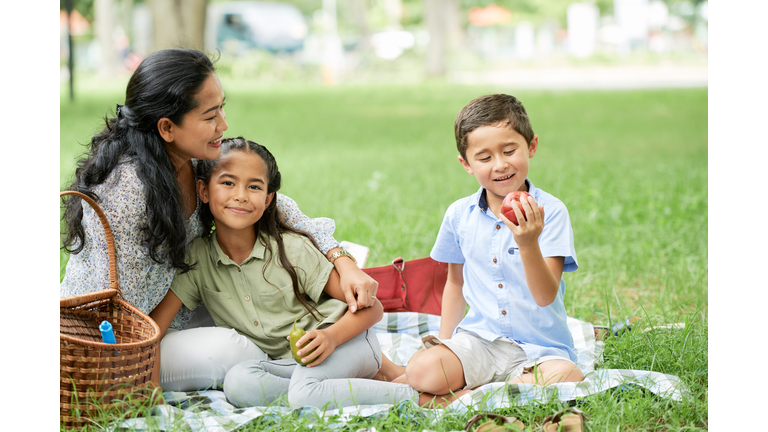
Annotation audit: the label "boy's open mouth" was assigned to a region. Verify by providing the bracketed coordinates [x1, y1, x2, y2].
[495, 173, 514, 181]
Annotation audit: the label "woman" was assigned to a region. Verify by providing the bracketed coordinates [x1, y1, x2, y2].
[60, 49, 379, 391]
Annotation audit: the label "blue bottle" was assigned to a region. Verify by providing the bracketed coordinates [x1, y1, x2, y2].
[100, 320, 117, 344]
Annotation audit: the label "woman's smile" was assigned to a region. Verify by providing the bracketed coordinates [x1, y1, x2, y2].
[209, 136, 223, 148]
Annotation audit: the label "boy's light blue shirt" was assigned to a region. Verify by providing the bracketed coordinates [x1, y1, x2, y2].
[430, 179, 579, 362]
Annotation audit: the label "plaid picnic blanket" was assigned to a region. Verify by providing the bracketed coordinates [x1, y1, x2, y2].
[116, 313, 687, 431]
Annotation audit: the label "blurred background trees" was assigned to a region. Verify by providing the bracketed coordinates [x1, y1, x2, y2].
[60, 0, 708, 91]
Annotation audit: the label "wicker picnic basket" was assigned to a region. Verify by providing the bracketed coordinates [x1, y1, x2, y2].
[59, 191, 161, 429]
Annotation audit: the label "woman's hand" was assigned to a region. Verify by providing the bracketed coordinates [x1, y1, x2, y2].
[329, 249, 378, 313]
[293, 329, 337, 367]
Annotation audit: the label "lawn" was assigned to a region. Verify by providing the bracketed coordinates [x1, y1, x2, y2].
[60, 79, 708, 430]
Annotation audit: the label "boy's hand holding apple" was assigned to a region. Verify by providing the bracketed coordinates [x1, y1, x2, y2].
[499, 191, 545, 247]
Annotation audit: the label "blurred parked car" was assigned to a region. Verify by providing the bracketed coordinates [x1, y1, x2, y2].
[205, 1, 308, 54]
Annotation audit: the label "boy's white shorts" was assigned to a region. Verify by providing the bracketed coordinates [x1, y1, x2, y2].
[428, 329, 571, 390]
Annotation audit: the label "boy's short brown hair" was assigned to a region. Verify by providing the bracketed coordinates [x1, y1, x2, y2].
[454, 94, 534, 160]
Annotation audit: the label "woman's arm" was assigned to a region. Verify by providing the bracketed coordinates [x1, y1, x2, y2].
[276, 193, 339, 253]
[293, 268, 384, 367]
[275, 193, 378, 313]
[63, 164, 159, 313]
[326, 247, 379, 313]
[148, 290, 184, 387]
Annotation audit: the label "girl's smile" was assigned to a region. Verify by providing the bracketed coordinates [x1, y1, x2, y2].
[197, 151, 274, 238]
[226, 206, 251, 214]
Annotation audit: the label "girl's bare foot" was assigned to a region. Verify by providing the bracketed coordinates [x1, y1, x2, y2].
[373, 356, 406, 381]
[391, 373, 408, 384]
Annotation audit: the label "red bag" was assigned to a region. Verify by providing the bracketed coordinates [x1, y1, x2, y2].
[363, 257, 448, 316]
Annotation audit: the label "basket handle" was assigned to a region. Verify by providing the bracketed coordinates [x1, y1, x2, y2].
[60, 191, 120, 295]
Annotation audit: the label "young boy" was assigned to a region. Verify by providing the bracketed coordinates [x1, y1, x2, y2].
[404, 94, 584, 406]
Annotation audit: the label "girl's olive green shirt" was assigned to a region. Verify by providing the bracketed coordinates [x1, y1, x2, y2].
[170, 231, 346, 359]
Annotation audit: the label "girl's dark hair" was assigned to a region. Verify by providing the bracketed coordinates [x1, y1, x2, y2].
[62, 49, 217, 273]
[197, 137, 323, 319]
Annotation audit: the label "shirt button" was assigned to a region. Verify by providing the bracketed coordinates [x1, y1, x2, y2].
[498, 284, 503, 288]
[496, 225, 501, 230]
[502, 310, 507, 315]
[492, 258, 497, 263]
[238, 268, 242, 272]
[254, 321, 259, 326]
[245, 296, 250, 301]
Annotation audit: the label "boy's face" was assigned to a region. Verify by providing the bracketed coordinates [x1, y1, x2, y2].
[459, 123, 538, 207]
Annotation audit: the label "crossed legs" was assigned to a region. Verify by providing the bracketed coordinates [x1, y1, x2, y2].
[385, 347, 584, 408]
[398, 345, 472, 407]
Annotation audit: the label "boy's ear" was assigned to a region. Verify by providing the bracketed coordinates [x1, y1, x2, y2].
[157, 118, 174, 143]
[197, 179, 209, 203]
[458, 155, 474, 175]
[528, 134, 539, 158]
[265, 192, 275, 208]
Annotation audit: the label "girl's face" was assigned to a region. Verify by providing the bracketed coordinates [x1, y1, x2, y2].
[197, 151, 274, 237]
[162, 73, 228, 164]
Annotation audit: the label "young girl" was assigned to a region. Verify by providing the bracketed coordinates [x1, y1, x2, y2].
[61, 49, 378, 392]
[150, 137, 418, 409]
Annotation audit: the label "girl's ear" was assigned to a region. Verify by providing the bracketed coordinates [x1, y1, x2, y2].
[265, 192, 275, 208]
[157, 118, 174, 143]
[197, 179, 209, 203]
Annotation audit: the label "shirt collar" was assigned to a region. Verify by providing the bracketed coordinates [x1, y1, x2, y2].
[209, 230, 266, 266]
[471, 178, 536, 213]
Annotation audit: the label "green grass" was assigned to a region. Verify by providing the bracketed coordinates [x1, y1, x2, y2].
[60, 79, 707, 431]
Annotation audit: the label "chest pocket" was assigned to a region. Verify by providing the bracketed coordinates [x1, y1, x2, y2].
[200, 286, 238, 329]
[259, 284, 304, 338]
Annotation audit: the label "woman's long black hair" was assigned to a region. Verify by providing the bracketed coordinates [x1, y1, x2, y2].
[197, 137, 323, 319]
[62, 49, 217, 273]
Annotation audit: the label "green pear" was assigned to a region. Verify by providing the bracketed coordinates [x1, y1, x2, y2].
[290, 315, 315, 366]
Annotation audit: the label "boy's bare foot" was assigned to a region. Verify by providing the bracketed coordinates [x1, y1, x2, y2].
[418, 389, 472, 408]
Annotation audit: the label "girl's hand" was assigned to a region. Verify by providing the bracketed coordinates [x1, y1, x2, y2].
[500, 194, 545, 247]
[294, 329, 337, 367]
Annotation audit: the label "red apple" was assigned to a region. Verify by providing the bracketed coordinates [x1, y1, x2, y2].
[500, 191, 531, 225]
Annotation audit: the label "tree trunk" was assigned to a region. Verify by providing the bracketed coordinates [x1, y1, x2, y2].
[120, 0, 135, 44]
[343, 0, 371, 50]
[444, 0, 464, 50]
[424, 0, 445, 76]
[424, 0, 462, 76]
[95, 0, 119, 75]
[146, 0, 209, 52]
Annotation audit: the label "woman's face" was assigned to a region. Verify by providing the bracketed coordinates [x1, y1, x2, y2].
[163, 73, 228, 164]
